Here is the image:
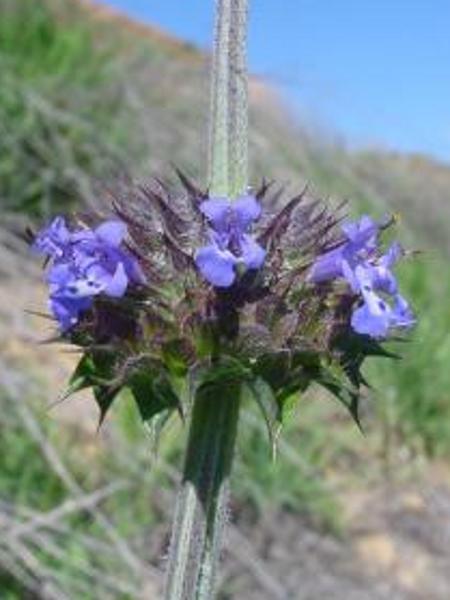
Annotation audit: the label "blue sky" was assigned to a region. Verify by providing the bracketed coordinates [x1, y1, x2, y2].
[100, 1, 450, 162]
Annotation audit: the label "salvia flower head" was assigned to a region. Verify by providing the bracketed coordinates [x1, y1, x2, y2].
[29, 173, 417, 435]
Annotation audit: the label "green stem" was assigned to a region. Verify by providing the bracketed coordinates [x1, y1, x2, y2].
[165, 0, 249, 597]
[164, 385, 240, 599]
[208, 0, 249, 197]
[228, 0, 249, 197]
[208, 0, 231, 196]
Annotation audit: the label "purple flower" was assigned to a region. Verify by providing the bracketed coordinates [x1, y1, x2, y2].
[351, 293, 415, 339]
[49, 296, 92, 333]
[34, 217, 145, 331]
[350, 262, 415, 338]
[342, 242, 402, 295]
[195, 195, 266, 287]
[309, 215, 378, 284]
[309, 216, 415, 339]
[32, 216, 71, 259]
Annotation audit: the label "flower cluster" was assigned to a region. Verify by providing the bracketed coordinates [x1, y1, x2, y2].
[29, 173, 417, 434]
[32, 217, 144, 331]
[309, 215, 415, 338]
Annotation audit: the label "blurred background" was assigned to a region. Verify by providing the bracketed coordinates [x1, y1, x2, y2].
[1, 1, 450, 598]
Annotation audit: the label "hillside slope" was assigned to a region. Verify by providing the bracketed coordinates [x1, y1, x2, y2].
[4, 0, 449, 250]
[2, 2, 450, 598]
[82, 1, 450, 253]
[2, 0, 450, 490]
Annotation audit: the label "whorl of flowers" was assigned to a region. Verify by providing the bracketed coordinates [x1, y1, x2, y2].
[31, 172, 415, 432]
[309, 216, 415, 338]
[32, 217, 145, 331]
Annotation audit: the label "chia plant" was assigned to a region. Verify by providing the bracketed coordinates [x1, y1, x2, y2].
[29, 0, 416, 598]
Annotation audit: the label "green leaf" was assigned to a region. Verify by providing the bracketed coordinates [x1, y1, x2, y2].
[278, 391, 299, 428]
[63, 354, 97, 399]
[333, 331, 400, 388]
[128, 371, 180, 423]
[144, 408, 174, 454]
[249, 350, 321, 437]
[253, 352, 291, 391]
[198, 357, 251, 391]
[162, 339, 191, 377]
[317, 366, 363, 431]
[94, 384, 121, 429]
[276, 369, 311, 403]
[245, 377, 281, 457]
[254, 349, 320, 394]
[193, 322, 217, 358]
[65, 352, 120, 428]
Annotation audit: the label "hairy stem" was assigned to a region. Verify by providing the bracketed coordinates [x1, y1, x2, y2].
[165, 0, 249, 597]
[208, 0, 231, 196]
[164, 385, 240, 600]
[208, 0, 249, 197]
[228, 0, 249, 197]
